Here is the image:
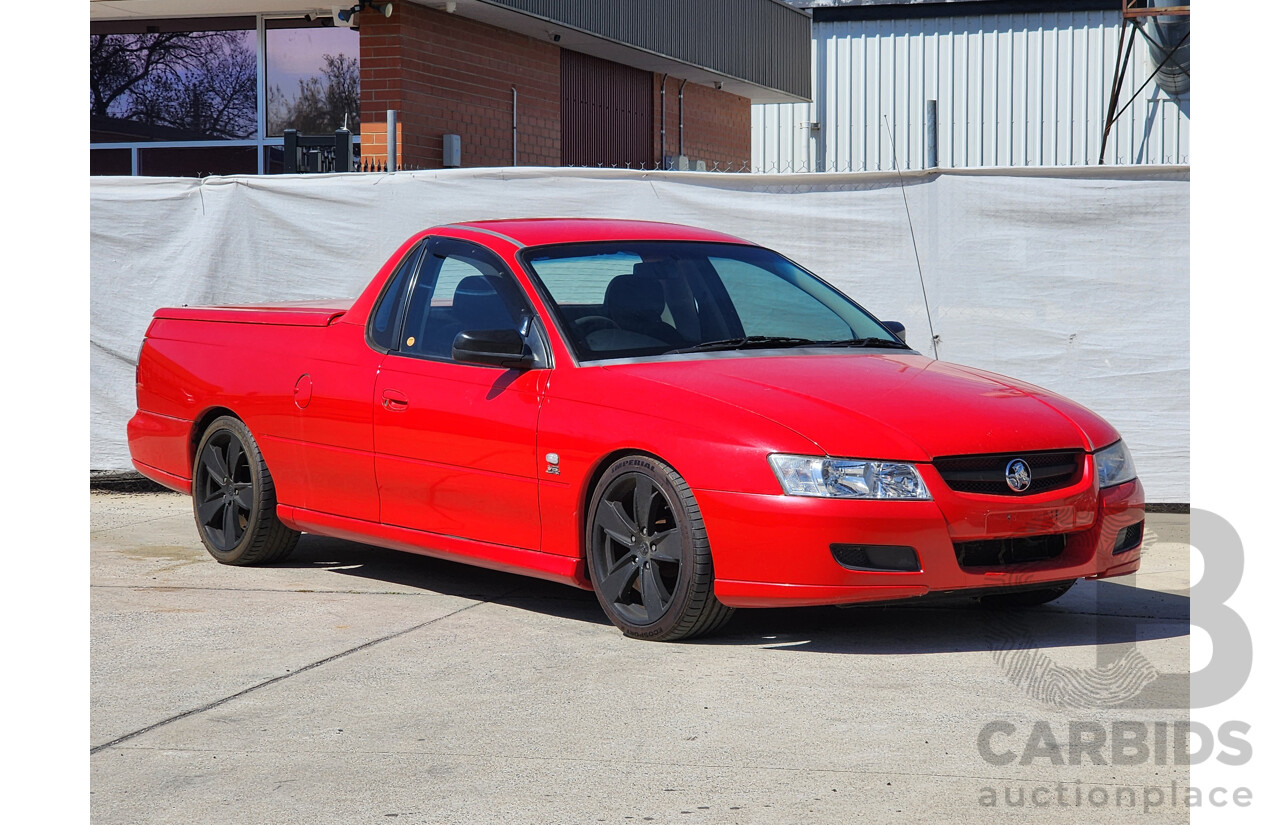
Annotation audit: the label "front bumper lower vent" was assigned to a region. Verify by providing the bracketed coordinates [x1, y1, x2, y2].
[831, 544, 921, 572]
[1113, 521, 1144, 554]
[954, 533, 1067, 568]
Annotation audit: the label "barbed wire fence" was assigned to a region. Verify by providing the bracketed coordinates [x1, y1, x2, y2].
[463, 157, 1190, 174]
[283, 155, 1190, 177]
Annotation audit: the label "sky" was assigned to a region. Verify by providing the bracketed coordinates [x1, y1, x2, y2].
[266, 25, 360, 100]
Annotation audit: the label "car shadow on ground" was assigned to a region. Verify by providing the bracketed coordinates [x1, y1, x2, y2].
[278, 534, 1189, 655]
[278, 533, 612, 625]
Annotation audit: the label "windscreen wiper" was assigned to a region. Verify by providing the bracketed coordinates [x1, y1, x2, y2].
[821, 337, 912, 350]
[670, 336, 818, 354]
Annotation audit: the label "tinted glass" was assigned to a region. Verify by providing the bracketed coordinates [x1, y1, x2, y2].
[369, 243, 423, 350]
[709, 257, 853, 341]
[90, 24, 258, 142]
[398, 241, 529, 360]
[90, 148, 131, 176]
[524, 241, 897, 361]
[266, 23, 360, 135]
[136, 145, 257, 177]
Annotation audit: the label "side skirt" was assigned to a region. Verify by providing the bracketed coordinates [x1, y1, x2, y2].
[277, 505, 589, 589]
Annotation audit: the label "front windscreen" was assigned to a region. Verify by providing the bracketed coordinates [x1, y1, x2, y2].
[522, 241, 904, 362]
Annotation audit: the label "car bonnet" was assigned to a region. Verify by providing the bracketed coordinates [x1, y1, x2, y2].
[599, 351, 1119, 461]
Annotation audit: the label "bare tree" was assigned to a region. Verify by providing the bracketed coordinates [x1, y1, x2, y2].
[90, 31, 258, 139]
[267, 53, 361, 135]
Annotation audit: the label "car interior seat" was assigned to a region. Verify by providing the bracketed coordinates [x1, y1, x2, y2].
[451, 275, 514, 332]
[603, 273, 684, 346]
[419, 274, 516, 357]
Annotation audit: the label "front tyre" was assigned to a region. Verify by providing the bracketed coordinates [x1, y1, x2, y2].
[586, 455, 734, 641]
[192, 416, 299, 565]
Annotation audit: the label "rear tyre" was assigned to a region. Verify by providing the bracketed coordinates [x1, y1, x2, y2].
[980, 579, 1076, 608]
[586, 455, 734, 641]
[192, 416, 299, 565]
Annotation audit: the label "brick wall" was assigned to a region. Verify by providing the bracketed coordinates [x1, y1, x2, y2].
[359, 121, 402, 168]
[357, 3, 751, 171]
[359, 3, 560, 169]
[652, 76, 752, 171]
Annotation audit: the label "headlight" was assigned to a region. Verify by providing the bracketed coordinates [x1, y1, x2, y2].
[1095, 440, 1138, 488]
[769, 454, 931, 500]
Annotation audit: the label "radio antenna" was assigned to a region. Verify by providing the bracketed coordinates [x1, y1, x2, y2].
[883, 116, 939, 359]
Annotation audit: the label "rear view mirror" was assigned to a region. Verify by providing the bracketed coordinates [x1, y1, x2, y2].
[882, 321, 907, 345]
[452, 329, 534, 369]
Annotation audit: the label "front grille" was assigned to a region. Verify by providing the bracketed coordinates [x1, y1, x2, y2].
[954, 533, 1067, 568]
[933, 450, 1082, 496]
[1113, 521, 1144, 554]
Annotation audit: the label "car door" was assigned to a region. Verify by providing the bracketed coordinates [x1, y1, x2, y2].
[285, 242, 427, 522]
[372, 236, 548, 550]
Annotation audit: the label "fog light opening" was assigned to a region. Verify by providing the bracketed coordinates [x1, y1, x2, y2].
[830, 544, 921, 572]
[1113, 520, 1144, 554]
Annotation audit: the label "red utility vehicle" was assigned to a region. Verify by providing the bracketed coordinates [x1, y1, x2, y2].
[129, 219, 1144, 640]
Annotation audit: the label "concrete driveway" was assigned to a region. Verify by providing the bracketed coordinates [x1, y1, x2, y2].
[91, 491, 1190, 824]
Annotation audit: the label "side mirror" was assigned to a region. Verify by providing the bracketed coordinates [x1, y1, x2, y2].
[882, 321, 907, 345]
[452, 329, 534, 370]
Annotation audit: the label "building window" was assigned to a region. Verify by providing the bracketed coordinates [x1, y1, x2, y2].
[266, 22, 360, 136]
[90, 15, 360, 177]
[90, 18, 258, 144]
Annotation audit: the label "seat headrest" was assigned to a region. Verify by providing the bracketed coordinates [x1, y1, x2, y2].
[452, 275, 512, 329]
[631, 262, 670, 280]
[605, 274, 665, 320]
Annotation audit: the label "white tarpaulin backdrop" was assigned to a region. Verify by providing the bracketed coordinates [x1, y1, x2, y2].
[91, 166, 1189, 500]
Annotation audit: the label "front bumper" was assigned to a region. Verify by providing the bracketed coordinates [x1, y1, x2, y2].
[699, 469, 1144, 608]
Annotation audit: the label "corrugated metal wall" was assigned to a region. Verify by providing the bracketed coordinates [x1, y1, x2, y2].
[753, 10, 1190, 171]
[561, 50, 653, 168]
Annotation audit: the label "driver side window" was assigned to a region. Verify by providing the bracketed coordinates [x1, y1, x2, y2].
[397, 240, 529, 361]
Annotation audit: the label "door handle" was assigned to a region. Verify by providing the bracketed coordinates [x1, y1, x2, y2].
[381, 389, 409, 411]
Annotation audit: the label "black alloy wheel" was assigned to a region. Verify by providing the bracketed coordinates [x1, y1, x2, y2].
[195, 428, 253, 551]
[586, 455, 733, 641]
[192, 416, 299, 565]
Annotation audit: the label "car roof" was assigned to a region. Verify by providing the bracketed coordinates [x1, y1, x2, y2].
[441, 218, 752, 248]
